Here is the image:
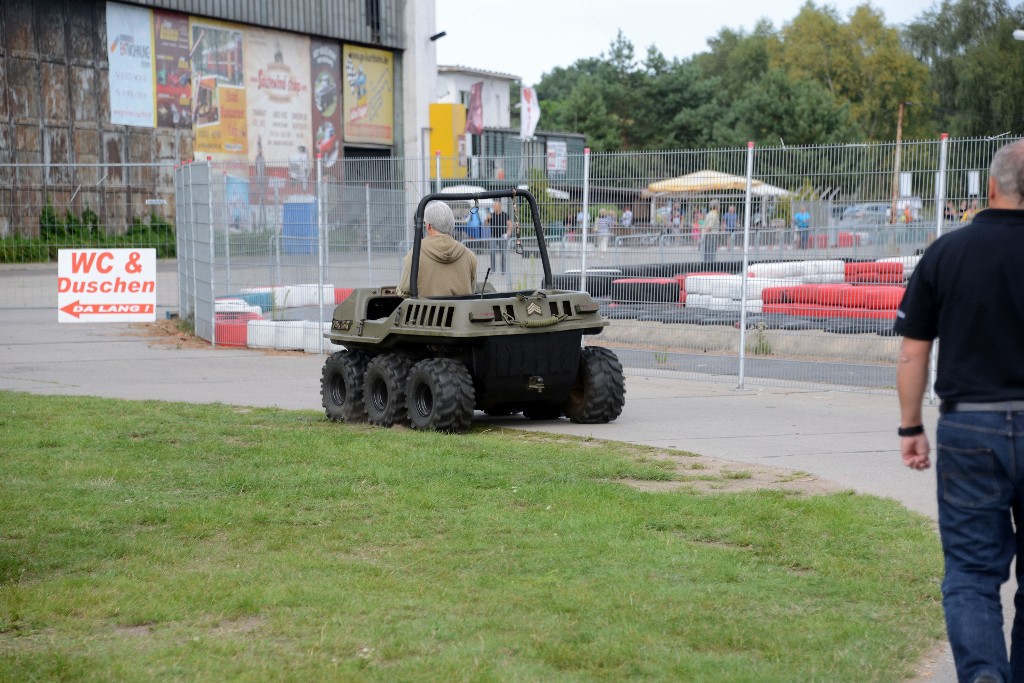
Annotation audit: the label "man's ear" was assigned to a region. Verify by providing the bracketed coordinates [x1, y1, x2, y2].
[989, 176, 998, 202]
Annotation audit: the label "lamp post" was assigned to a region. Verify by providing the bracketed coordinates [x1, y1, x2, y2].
[890, 101, 914, 224]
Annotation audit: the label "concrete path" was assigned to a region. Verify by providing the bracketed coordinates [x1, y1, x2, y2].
[0, 306, 981, 682]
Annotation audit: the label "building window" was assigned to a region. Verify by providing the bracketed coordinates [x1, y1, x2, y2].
[365, 0, 381, 42]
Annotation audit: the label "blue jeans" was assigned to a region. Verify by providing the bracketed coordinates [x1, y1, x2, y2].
[937, 410, 1024, 683]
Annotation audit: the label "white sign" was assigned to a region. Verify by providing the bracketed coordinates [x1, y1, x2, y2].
[107, 2, 156, 128]
[547, 140, 568, 174]
[968, 170, 981, 197]
[58, 249, 157, 323]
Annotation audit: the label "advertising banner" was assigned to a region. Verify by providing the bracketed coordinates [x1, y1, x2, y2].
[547, 140, 568, 175]
[190, 17, 247, 159]
[106, 2, 156, 128]
[310, 40, 343, 168]
[245, 28, 312, 167]
[153, 9, 191, 129]
[342, 44, 394, 146]
[57, 249, 157, 323]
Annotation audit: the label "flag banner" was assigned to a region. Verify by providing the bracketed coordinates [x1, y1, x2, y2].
[520, 86, 540, 140]
[466, 81, 484, 135]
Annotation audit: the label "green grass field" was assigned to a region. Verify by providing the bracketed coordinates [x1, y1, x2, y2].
[0, 392, 943, 681]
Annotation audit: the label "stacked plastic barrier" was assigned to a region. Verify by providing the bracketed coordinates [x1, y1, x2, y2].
[213, 286, 352, 351]
[606, 256, 920, 333]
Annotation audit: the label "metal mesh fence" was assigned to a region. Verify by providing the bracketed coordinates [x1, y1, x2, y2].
[6, 136, 1015, 391]
[172, 135, 1021, 390]
[0, 162, 177, 308]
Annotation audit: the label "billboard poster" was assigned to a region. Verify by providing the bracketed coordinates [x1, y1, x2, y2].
[547, 140, 568, 175]
[153, 10, 191, 129]
[310, 40, 343, 168]
[342, 44, 394, 146]
[245, 28, 312, 168]
[190, 17, 247, 159]
[106, 2, 156, 128]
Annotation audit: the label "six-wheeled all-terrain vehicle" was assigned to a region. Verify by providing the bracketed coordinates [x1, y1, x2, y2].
[320, 188, 625, 433]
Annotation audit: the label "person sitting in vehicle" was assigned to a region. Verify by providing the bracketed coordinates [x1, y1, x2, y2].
[397, 201, 478, 298]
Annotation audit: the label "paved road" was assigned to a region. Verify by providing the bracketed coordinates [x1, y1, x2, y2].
[0, 306, 997, 682]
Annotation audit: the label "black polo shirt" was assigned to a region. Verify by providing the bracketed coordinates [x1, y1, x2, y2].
[895, 208, 1024, 401]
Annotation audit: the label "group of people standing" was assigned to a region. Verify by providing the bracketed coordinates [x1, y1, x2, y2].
[944, 198, 983, 224]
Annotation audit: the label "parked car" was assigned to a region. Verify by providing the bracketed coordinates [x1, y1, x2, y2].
[840, 203, 890, 225]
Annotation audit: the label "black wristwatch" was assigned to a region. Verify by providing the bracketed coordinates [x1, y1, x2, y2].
[898, 424, 925, 437]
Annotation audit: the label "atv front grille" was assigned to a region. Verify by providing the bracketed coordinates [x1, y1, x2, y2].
[403, 302, 456, 328]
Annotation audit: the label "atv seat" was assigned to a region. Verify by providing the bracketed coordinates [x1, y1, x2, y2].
[366, 295, 403, 319]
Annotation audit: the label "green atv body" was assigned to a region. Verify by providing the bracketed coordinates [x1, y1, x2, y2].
[320, 189, 625, 432]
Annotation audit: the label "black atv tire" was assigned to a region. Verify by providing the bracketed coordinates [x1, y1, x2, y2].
[406, 358, 475, 433]
[564, 346, 626, 424]
[522, 403, 563, 420]
[364, 353, 413, 427]
[321, 349, 371, 422]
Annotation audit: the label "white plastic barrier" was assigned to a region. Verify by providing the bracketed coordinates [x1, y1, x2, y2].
[706, 296, 763, 314]
[877, 255, 921, 280]
[244, 319, 333, 353]
[686, 293, 715, 308]
[215, 298, 263, 315]
[246, 319, 276, 349]
[241, 284, 336, 309]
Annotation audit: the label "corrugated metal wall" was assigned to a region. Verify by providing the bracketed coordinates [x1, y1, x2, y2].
[135, 0, 405, 47]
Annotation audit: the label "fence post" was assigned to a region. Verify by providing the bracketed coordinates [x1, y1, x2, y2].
[187, 161, 198, 332]
[206, 158, 216, 347]
[737, 141, 756, 390]
[434, 151, 441, 194]
[317, 153, 325, 354]
[928, 133, 950, 404]
[222, 171, 231, 294]
[580, 147, 591, 296]
[365, 182, 373, 278]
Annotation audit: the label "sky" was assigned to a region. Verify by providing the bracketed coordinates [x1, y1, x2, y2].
[434, 0, 941, 86]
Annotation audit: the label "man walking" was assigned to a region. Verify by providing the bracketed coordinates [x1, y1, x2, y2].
[896, 139, 1024, 683]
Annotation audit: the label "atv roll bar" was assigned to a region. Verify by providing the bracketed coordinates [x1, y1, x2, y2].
[410, 189, 553, 299]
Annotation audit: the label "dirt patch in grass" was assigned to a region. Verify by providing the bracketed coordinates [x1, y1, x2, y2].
[617, 449, 843, 495]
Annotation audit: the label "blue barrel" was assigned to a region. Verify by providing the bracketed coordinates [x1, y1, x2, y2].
[282, 200, 318, 255]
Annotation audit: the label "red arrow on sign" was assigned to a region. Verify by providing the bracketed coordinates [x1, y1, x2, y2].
[60, 301, 155, 318]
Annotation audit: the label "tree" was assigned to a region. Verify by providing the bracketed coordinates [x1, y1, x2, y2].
[775, 2, 931, 139]
[904, 0, 1024, 135]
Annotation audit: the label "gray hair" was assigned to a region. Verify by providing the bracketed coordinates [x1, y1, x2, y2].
[423, 201, 455, 235]
[990, 139, 1024, 203]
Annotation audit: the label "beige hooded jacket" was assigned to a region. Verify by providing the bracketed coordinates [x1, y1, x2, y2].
[397, 234, 478, 298]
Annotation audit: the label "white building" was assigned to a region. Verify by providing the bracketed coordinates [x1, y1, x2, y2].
[435, 65, 521, 129]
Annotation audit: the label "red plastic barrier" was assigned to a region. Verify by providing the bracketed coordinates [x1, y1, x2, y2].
[860, 286, 905, 310]
[817, 284, 861, 307]
[844, 261, 904, 284]
[214, 311, 263, 347]
[761, 286, 793, 304]
[837, 232, 861, 247]
[763, 303, 898, 320]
